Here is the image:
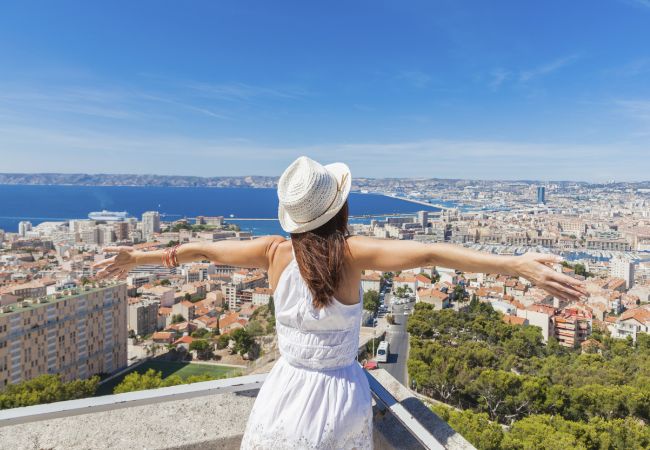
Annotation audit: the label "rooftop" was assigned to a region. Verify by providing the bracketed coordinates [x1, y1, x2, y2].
[0, 368, 474, 450]
[0, 281, 125, 317]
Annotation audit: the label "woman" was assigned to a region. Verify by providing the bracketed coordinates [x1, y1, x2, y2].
[94, 156, 587, 449]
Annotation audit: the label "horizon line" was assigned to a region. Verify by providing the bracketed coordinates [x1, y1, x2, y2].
[0, 172, 645, 185]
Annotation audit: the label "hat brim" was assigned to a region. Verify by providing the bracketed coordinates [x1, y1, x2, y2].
[278, 162, 352, 234]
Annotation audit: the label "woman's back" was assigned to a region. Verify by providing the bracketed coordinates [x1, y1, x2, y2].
[273, 241, 363, 370]
[240, 240, 373, 449]
[269, 238, 363, 306]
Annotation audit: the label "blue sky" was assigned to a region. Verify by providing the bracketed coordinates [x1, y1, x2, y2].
[0, 1, 649, 181]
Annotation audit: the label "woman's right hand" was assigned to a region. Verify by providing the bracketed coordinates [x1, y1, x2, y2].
[93, 246, 139, 280]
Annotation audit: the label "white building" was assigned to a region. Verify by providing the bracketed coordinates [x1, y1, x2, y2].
[610, 256, 635, 289]
[252, 287, 273, 306]
[393, 275, 417, 293]
[611, 307, 650, 342]
[437, 267, 458, 285]
[516, 308, 553, 342]
[18, 221, 32, 237]
[361, 273, 382, 294]
[142, 211, 161, 241]
[139, 286, 176, 307]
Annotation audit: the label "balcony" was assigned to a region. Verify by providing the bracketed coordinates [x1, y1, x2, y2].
[0, 368, 474, 450]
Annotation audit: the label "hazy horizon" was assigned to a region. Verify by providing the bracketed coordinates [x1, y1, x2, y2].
[0, 170, 647, 185]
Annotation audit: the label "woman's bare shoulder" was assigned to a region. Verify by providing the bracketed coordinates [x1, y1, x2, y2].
[346, 235, 380, 251]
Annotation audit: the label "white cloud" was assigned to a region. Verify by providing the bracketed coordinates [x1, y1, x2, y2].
[487, 55, 579, 90]
[519, 55, 579, 82]
[488, 68, 511, 90]
[181, 81, 310, 101]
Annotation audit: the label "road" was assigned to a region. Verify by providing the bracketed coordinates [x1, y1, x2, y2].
[377, 290, 412, 386]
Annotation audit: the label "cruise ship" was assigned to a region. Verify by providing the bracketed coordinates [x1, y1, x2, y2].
[88, 210, 129, 222]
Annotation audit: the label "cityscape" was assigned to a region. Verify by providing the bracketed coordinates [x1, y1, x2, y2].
[1, 177, 649, 448]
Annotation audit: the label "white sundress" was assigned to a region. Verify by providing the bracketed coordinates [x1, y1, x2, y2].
[240, 246, 373, 449]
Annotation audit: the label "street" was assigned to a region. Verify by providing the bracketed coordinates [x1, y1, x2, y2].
[377, 290, 412, 386]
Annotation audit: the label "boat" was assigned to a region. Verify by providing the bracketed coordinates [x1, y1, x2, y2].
[88, 210, 129, 222]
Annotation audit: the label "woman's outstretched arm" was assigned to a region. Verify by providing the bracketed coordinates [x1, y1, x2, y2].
[92, 235, 286, 279]
[347, 235, 588, 303]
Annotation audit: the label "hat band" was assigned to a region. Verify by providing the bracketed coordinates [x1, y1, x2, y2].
[292, 172, 348, 224]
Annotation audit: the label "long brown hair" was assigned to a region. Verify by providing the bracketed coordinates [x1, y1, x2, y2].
[290, 200, 351, 309]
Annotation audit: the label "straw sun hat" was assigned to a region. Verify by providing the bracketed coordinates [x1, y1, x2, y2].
[277, 156, 352, 233]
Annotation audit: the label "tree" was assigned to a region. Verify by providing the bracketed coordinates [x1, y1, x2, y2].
[191, 328, 209, 338]
[0, 374, 99, 410]
[189, 339, 212, 360]
[171, 314, 185, 324]
[453, 284, 468, 303]
[407, 296, 650, 429]
[469, 293, 479, 309]
[246, 320, 265, 336]
[268, 296, 275, 316]
[160, 278, 171, 286]
[113, 369, 225, 394]
[216, 334, 230, 349]
[395, 285, 412, 298]
[184, 292, 192, 302]
[230, 328, 254, 356]
[431, 405, 503, 450]
[363, 290, 380, 312]
[115, 369, 167, 393]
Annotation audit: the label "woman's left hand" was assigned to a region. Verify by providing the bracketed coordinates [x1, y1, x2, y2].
[512, 253, 589, 303]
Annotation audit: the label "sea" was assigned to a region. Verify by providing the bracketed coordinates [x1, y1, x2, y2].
[0, 184, 441, 236]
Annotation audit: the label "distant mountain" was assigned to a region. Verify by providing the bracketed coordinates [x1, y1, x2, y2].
[0, 173, 279, 188]
[0, 173, 648, 189]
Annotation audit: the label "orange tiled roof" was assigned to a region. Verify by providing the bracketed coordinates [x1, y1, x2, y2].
[620, 307, 650, 324]
[152, 331, 174, 341]
[415, 274, 431, 283]
[502, 314, 527, 326]
[173, 335, 194, 345]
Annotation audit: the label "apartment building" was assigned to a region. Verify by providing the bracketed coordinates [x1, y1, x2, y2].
[128, 297, 160, 336]
[141, 211, 161, 241]
[252, 287, 273, 306]
[0, 282, 128, 389]
[586, 238, 631, 251]
[553, 308, 592, 348]
[610, 256, 635, 289]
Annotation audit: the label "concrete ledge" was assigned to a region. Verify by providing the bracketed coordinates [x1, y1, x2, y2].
[0, 369, 474, 449]
[0, 390, 259, 450]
